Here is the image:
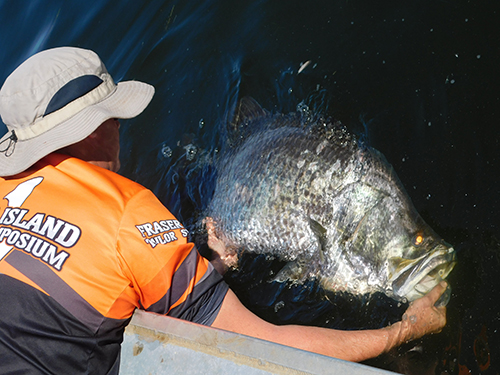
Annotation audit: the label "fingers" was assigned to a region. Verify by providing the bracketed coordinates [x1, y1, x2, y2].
[204, 218, 227, 257]
[204, 217, 215, 235]
[417, 280, 448, 307]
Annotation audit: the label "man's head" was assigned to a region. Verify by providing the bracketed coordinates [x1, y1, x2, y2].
[58, 118, 122, 172]
[0, 47, 154, 177]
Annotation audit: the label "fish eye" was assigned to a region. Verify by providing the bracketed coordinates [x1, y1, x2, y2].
[413, 234, 424, 246]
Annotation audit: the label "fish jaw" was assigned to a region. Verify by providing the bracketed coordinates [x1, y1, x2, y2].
[389, 245, 456, 302]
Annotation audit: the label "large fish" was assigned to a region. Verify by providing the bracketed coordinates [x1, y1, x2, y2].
[204, 97, 456, 304]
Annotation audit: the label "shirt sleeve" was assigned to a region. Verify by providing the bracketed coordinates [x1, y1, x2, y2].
[116, 188, 228, 326]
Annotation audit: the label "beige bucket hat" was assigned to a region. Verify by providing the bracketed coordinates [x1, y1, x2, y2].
[0, 46, 154, 177]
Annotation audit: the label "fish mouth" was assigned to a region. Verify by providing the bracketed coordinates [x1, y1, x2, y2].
[390, 246, 456, 303]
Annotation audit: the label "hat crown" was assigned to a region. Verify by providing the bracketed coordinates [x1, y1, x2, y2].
[0, 47, 109, 130]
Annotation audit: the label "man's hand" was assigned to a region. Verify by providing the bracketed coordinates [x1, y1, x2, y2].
[387, 281, 448, 350]
[205, 217, 237, 274]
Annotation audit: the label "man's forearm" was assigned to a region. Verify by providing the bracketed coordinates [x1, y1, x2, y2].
[267, 320, 403, 362]
[212, 283, 447, 362]
[212, 289, 403, 362]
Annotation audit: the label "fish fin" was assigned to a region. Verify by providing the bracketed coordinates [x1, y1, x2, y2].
[224, 97, 269, 149]
[273, 259, 309, 283]
[272, 219, 326, 283]
[231, 97, 268, 128]
[308, 218, 328, 263]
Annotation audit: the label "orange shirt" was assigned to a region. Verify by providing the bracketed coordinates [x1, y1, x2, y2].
[0, 153, 227, 374]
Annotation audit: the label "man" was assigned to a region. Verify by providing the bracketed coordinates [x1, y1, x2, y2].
[0, 47, 447, 374]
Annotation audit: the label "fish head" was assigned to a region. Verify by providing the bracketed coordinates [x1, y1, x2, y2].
[386, 221, 456, 303]
[366, 192, 456, 303]
[344, 149, 456, 303]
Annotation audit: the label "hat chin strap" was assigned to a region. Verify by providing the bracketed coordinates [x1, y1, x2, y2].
[0, 130, 17, 157]
[13, 76, 116, 141]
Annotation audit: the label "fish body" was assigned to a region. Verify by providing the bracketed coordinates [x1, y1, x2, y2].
[206, 98, 455, 302]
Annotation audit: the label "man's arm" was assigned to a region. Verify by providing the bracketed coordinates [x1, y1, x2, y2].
[212, 282, 448, 362]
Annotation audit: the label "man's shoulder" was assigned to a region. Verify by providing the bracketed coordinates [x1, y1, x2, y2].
[76, 159, 146, 192]
[42, 154, 149, 198]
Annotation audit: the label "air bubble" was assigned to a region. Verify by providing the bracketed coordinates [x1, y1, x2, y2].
[161, 144, 172, 158]
[274, 301, 285, 312]
[184, 144, 197, 161]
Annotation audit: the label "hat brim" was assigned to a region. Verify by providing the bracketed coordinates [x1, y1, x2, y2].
[0, 80, 154, 177]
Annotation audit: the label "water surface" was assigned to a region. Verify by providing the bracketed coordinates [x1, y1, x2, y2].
[1, 1, 499, 373]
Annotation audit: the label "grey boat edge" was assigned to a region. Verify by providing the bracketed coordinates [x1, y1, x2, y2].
[120, 309, 401, 375]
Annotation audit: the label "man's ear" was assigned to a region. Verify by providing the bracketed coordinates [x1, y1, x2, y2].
[87, 131, 99, 139]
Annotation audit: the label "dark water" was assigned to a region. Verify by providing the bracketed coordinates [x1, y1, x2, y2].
[1, 1, 499, 373]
